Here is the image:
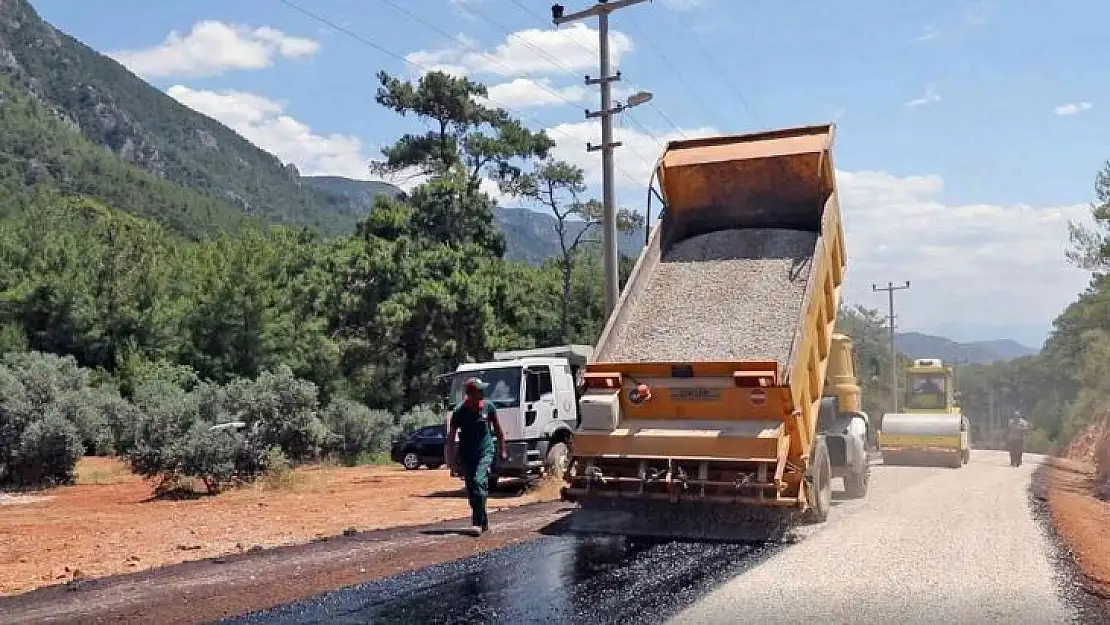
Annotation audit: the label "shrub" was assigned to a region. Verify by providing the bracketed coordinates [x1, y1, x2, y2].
[259, 445, 295, 490]
[321, 398, 395, 465]
[0, 366, 34, 483]
[174, 422, 240, 494]
[96, 392, 147, 455]
[4, 351, 88, 409]
[223, 366, 329, 462]
[10, 410, 84, 487]
[55, 387, 116, 456]
[116, 345, 199, 400]
[127, 381, 201, 483]
[398, 403, 442, 433]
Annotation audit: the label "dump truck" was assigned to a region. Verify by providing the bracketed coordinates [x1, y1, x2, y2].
[560, 123, 873, 541]
[879, 358, 971, 468]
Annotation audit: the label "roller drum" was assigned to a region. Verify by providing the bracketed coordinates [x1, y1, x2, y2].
[879, 413, 965, 467]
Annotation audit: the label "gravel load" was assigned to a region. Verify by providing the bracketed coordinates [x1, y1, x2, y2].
[604, 228, 818, 365]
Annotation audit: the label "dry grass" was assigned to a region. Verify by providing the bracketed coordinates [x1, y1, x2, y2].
[75, 457, 132, 486]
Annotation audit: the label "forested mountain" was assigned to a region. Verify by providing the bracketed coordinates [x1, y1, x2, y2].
[0, 0, 645, 262]
[302, 176, 645, 264]
[895, 332, 1037, 365]
[0, 0, 351, 234]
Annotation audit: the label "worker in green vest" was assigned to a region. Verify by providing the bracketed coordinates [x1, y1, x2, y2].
[446, 377, 508, 534]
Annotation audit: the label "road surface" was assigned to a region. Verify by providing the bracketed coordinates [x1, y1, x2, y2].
[226, 450, 1088, 625]
[669, 450, 1075, 624]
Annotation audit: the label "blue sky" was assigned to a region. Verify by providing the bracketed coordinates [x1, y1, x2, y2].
[30, 0, 1109, 348]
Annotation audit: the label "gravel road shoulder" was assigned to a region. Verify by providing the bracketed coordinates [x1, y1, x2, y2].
[0, 502, 572, 625]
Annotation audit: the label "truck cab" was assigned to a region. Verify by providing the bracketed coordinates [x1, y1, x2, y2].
[444, 345, 592, 484]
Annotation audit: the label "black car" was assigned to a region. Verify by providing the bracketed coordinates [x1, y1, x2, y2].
[391, 424, 447, 470]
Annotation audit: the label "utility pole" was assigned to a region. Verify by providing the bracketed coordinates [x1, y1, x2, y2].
[949, 355, 968, 395]
[872, 281, 910, 413]
[988, 387, 996, 448]
[552, 0, 652, 318]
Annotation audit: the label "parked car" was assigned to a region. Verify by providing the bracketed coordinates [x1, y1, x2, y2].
[390, 424, 447, 470]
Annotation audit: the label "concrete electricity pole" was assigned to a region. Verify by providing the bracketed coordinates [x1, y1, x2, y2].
[872, 281, 910, 413]
[950, 355, 968, 395]
[552, 0, 652, 317]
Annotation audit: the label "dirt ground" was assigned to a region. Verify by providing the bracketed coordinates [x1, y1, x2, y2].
[0, 501, 572, 625]
[1046, 454, 1110, 606]
[0, 456, 559, 597]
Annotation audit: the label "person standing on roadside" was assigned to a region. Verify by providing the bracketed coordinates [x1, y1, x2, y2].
[445, 378, 508, 535]
[1006, 411, 1030, 467]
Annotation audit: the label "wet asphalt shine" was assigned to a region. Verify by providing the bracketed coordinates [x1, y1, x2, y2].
[215, 532, 781, 625]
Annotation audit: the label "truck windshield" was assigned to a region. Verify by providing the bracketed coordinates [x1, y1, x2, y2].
[905, 373, 946, 410]
[449, 367, 522, 408]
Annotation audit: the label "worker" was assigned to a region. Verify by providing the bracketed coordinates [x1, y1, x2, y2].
[1005, 411, 1030, 467]
[445, 377, 508, 534]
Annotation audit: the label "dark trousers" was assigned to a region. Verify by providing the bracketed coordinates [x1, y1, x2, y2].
[1008, 439, 1024, 466]
[461, 450, 493, 527]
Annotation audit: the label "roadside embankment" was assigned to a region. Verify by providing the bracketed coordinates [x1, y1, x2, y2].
[1041, 414, 1110, 612]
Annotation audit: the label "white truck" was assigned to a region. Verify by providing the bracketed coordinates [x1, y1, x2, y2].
[443, 345, 593, 488]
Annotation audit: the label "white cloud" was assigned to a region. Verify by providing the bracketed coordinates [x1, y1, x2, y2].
[915, 26, 940, 42]
[836, 169, 1090, 336]
[166, 85, 378, 182]
[406, 23, 632, 77]
[1054, 101, 1093, 116]
[547, 120, 718, 190]
[110, 21, 319, 79]
[166, 85, 511, 197]
[484, 78, 588, 109]
[906, 85, 941, 108]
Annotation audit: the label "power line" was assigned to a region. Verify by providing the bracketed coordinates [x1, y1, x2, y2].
[461, 0, 664, 170]
[508, 0, 683, 138]
[374, 0, 649, 188]
[621, 12, 728, 131]
[274, 0, 645, 188]
[379, 0, 577, 109]
[670, 10, 766, 129]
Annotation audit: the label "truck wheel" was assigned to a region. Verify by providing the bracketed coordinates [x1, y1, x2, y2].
[545, 442, 570, 477]
[843, 458, 870, 499]
[401, 451, 421, 471]
[803, 437, 832, 523]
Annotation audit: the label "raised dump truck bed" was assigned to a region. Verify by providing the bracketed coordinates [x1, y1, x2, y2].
[564, 124, 850, 539]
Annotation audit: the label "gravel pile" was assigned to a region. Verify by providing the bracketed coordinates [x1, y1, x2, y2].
[605, 228, 818, 365]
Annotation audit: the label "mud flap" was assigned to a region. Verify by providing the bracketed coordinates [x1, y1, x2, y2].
[566, 498, 802, 544]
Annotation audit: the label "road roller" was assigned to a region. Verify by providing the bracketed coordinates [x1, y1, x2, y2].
[879, 358, 970, 468]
